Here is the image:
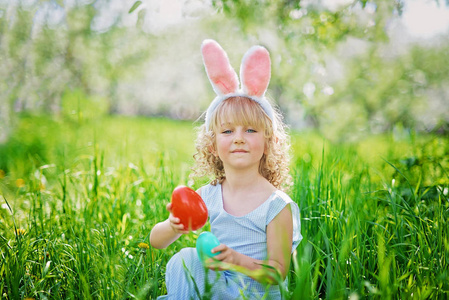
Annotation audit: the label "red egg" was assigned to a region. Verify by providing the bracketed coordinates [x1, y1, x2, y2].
[171, 186, 208, 231]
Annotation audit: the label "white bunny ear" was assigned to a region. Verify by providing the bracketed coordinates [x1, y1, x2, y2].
[201, 39, 239, 96]
[240, 46, 271, 98]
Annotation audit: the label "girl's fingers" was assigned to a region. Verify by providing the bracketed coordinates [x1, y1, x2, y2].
[173, 223, 183, 229]
[211, 244, 226, 253]
[173, 226, 188, 234]
[168, 214, 181, 224]
[172, 223, 184, 231]
[168, 217, 189, 234]
[166, 202, 173, 212]
[166, 203, 189, 234]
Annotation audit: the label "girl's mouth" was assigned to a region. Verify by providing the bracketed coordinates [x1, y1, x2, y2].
[231, 149, 248, 153]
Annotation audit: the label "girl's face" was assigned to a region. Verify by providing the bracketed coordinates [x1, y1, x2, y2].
[214, 121, 266, 172]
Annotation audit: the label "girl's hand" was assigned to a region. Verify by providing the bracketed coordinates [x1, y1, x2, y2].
[166, 203, 190, 235]
[203, 244, 282, 284]
[205, 244, 239, 270]
[211, 244, 238, 264]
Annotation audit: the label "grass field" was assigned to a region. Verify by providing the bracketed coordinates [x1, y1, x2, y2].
[0, 114, 448, 299]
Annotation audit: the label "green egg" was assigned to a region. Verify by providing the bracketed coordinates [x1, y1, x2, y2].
[196, 231, 220, 261]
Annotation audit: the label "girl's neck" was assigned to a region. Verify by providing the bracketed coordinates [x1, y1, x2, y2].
[222, 168, 268, 193]
[221, 168, 276, 216]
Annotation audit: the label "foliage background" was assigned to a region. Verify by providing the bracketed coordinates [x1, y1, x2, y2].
[1, 0, 449, 142]
[0, 0, 448, 299]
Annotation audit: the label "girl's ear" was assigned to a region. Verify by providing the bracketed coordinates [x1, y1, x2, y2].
[264, 139, 269, 155]
[264, 136, 277, 155]
[240, 46, 271, 98]
[201, 39, 239, 96]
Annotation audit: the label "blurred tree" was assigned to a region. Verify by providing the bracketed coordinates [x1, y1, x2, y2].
[0, 2, 36, 142]
[210, 0, 449, 139]
[1, 0, 449, 144]
[0, 0, 152, 141]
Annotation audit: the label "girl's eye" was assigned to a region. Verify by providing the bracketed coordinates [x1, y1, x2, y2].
[222, 130, 232, 134]
[246, 129, 257, 133]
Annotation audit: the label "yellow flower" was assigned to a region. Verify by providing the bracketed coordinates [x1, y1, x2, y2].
[138, 242, 150, 249]
[16, 178, 25, 188]
[0, 169, 5, 179]
[15, 228, 26, 236]
[24, 297, 35, 300]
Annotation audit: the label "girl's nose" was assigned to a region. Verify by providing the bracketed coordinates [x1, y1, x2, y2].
[233, 129, 245, 143]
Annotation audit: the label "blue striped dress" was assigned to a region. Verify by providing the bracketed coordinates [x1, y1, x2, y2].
[159, 183, 302, 299]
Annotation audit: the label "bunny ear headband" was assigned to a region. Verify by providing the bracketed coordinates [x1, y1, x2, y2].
[201, 39, 276, 131]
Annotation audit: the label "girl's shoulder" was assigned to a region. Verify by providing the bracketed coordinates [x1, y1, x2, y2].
[265, 189, 300, 225]
[265, 190, 294, 214]
[271, 189, 294, 204]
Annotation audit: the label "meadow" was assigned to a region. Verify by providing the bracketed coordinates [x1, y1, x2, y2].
[0, 114, 448, 299]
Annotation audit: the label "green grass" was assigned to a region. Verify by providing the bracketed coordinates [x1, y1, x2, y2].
[0, 114, 448, 299]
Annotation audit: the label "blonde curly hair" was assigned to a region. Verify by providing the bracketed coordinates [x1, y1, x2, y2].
[190, 97, 292, 191]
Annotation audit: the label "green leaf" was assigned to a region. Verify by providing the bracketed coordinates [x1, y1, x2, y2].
[128, 1, 142, 14]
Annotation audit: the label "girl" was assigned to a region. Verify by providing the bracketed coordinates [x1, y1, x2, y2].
[150, 39, 302, 299]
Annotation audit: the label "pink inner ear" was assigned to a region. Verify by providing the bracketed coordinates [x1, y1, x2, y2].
[241, 47, 271, 98]
[202, 40, 239, 95]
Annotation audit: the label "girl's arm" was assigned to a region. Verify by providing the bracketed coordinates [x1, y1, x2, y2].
[265, 204, 293, 280]
[149, 203, 190, 249]
[207, 204, 293, 284]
